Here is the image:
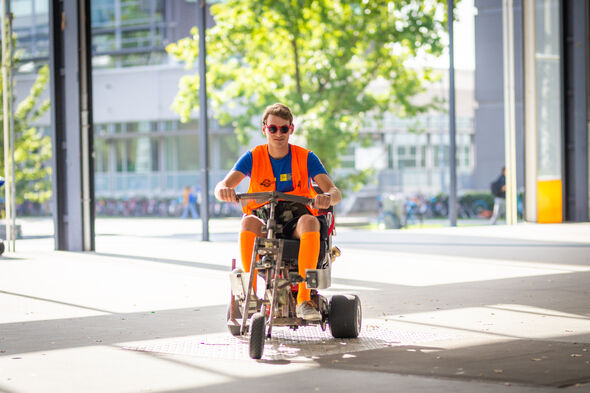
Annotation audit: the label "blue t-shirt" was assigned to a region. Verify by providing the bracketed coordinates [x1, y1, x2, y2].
[232, 145, 327, 192]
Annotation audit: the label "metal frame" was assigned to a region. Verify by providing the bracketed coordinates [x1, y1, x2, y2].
[2, 0, 14, 250]
[198, 0, 210, 241]
[49, 0, 95, 251]
[558, 0, 567, 223]
[523, 0, 537, 222]
[563, 0, 589, 222]
[503, 0, 518, 225]
[447, 0, 457, 227]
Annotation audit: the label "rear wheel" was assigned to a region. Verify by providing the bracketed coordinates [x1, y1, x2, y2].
[249, 312, 266, 359]
[329, 294, 362, 338]
[226, 300, 243, 336]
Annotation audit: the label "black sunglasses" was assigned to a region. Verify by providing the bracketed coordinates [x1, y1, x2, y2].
[264, 123, 292, 134]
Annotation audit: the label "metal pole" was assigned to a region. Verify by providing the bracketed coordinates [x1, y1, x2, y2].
[523, 0, 537, 222]
[1, 0, 12, 250]
[79, 0, 95, 251]
[502, 0, 518, 225]
[198, 0, 210, 241]
[448, 0, 457, 227]
[8, 9, 14, 250]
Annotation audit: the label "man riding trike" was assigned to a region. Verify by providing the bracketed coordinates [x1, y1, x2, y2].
[214, 103, 361, 359]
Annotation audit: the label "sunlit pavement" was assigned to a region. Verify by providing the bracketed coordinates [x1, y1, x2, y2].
[1, 217, 590, 393]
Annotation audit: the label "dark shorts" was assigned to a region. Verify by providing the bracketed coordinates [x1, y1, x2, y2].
[252, 201, 329, 239]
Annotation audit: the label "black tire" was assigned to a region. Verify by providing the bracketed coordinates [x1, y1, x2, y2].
[249, 312, 266, 359]
[0, 241, 4, 256]
[329, 294, 362, 338]
[226, 301, 243, 336]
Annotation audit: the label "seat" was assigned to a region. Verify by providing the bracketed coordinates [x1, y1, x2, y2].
[278, 210, 334, 270]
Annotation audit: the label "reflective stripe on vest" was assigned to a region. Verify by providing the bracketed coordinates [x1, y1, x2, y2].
[244, 144, 318, 215]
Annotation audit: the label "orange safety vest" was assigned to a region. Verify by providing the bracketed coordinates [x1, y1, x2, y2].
[243, 144, 318, 215]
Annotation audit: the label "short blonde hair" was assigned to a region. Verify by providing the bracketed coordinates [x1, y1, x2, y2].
[262, 103, 293, 125]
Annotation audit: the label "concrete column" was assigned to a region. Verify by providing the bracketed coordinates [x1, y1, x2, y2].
[49, 0, 95, 251]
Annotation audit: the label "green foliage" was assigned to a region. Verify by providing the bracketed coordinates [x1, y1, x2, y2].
[0, 64, 52, 204]
[167, 0, 448, 187]
[334, 168, 375, 196]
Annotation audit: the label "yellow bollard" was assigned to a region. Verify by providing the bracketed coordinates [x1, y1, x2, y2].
[537, 179, 562, 223]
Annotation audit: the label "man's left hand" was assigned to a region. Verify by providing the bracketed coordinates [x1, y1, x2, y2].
[313, 193, 331, 209]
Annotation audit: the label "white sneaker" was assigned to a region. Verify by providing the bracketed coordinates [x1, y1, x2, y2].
[296, 301, 321, 321]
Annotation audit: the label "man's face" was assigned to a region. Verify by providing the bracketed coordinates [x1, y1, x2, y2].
[263, 114, 293, 149]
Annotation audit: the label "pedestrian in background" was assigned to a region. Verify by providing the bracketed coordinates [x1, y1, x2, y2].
[490, 167, 506, 225]
[181, 186, 199, 219]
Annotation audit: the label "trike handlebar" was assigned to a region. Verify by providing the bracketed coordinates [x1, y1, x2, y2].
[236, 191, 313, 207]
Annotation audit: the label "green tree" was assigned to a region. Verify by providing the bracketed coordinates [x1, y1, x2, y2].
[0, 64, 52, 204]
[168, 0, 448, 189]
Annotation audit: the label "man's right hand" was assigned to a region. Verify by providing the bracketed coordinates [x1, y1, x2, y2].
[216, 187, 237, 202]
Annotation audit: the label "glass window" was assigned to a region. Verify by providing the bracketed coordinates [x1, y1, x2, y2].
[120, 0, 159, 26]
[126, 123, 138, 133]
[387, 145, 394, 169]
[463, 146, 470, 168]
[165, 135, 199, 171]
[120, 52, 165, 67]
[163, 120, 178, 131]
[93, 33, 117, 53]
[11, 0, 50, 62]
[92, 0, 116, 28]
[165, 136, 176, 171]
[151, 138, 160, 171]
[11, 0, 32, 17]
[94, 139, 110, 172]
[420, 146, 426, 168]
[340, 145, 355, 169]
[114, 139, 149, 173]
[397, 146, 417, 169]
[94, 124, 108, 136]
[176, 135, 199, 171]
[115, 140, 125, 172]
[125, 139, 138, 172]
[122, 29, 152, 49]
[218, 134, 240, 170]
[133, 137, 151, 172]
[12, 0, 170, 69]
[433, 145, 449, 168]
[535, 0, 562, 179]
[125, 121, 153, 134]
[179, 119, 199, 131]
[90, 0, 168, 67]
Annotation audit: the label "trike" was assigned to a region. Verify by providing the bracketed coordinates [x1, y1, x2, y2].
[226, 191, 361, 359]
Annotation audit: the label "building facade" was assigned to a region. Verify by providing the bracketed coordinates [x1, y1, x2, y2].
[474, 0, 589, 223]
[355, 69, 476, 197]
[11, 0, 476, 214]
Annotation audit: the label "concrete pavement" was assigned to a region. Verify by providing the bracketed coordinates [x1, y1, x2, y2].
[1, 218, 590, 392]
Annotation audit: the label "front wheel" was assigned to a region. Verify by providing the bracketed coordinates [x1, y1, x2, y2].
[249, 312, 266, 359]
[329, 294, 362, 338]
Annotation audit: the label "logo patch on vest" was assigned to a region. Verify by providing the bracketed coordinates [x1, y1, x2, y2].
[279, 173, 292, 182]
[260, 178, 273, 187]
